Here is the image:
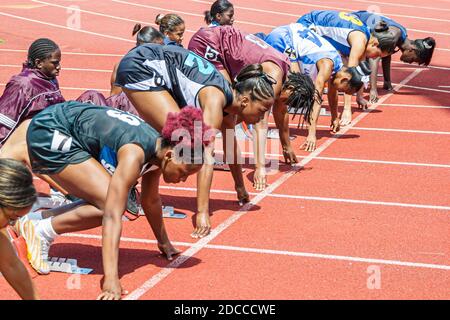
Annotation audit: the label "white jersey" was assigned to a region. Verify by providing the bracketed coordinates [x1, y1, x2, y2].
[265, 23, 343, 81]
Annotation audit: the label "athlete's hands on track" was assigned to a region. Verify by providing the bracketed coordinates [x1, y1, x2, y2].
[330, 118, 341, 134]
[97, 277, 128, 300]
[191, 211, 211, 239]
[369, 89, 379, 103]
[158, 242, 181, 261]
[253, 166, 268, 191]
[282, 146, 298, 165]
[357, 96, 369, 110]
[301, 134, 317, 152]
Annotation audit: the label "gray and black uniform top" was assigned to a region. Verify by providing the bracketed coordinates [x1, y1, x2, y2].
[115, 43, 234, 108]
[27, 101, 158, 175]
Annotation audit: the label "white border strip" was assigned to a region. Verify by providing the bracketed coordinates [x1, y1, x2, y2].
[268, 122, 450, 135]
[124, 69, 424, 300]
[0, 64, 111, 73]
[0, 83, 109, 92]
[0, 11, 135, 43]
[270, 0, 450, 23]
[112, 0, 275, 28]
[157, 186, 450, 211]
[215, 151, 450, 168]
[63, 233, 450, 271]
[0, 48, 123, 57]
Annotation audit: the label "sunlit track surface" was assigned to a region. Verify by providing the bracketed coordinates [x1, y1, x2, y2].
[0, 0, 448, 300]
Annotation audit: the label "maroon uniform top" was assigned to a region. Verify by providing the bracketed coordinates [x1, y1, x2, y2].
[188, 25, 290, 81]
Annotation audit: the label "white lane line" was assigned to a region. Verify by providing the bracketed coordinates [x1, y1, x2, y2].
[361, 103, 450, 109]
[0, 83, 109, 92]
[191, 0, 450, 36]
[29, 178, 450, 210]
[213, 151, 450, 168]
[2, 47, 449, 70]
[157, 186, 450, 211]
[63, 233, 450, 271]
[124, 68, 424, 300]
[268, 122, 450, 135]
[393, 83, 450, 93]
[111, 0, 276, 28]
[408, 28, 450, 36]
[320, 126, 450, 135]
[271, 0, 450, 23]
[0, 64, 111, 73]
[0, 11, 135, 43]
[0, 48, 123, 57]
[347, 0, 450, 11]
[30, 0, 197, 34]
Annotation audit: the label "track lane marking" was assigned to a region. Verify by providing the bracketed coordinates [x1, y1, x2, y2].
[124, 69, 424, 300]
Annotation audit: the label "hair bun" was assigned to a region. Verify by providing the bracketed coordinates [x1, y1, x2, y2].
[423, 37, 436, 49]
[374, 20, 389, 32]
[132, 23, 142, 36]
[155, 14, 165, 25]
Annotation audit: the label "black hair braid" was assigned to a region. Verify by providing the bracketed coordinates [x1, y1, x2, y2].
[26, 38, 59, 68]
[283, 72, 316, 128]
[234, 64, 275, 102]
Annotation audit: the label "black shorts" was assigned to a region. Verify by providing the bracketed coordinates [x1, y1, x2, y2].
[27, 106, 91, 175]
[116, 44, 233, 108]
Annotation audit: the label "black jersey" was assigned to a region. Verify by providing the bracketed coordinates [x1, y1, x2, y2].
[27, 101, 158, 175]
[115, 43, 234, 108]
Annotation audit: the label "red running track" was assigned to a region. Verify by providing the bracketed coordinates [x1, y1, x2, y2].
[0, 0, 449, 300]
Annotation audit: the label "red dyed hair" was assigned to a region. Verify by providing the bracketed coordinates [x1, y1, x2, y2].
[161, 106, 211, 150]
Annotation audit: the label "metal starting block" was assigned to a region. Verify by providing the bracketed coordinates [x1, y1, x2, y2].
[48, 257, 93, 274]
[162, 206, 186, 219]
[288, 107, 330, 116]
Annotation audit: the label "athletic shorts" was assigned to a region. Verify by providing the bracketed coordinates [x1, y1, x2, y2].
[26, 106, 91, 175]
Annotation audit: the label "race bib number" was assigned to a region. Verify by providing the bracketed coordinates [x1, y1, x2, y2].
[245, 34, 270, 49]
[204, 45, 220, 61]
[339, 12, 364, 26]
[50, 130, 72, 152]
[106, 109, 141, 126]
[184, 52, 215, 75]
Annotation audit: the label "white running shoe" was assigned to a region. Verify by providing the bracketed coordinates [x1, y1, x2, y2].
[14, 219, 51, 275]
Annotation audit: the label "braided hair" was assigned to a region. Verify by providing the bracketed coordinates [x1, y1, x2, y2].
[132, 24, 164, 45]
[233, 64, 275, 102]
[26, 38, 59, 68]
[413, 37, 436, 66]
[283, 72, 316, 127]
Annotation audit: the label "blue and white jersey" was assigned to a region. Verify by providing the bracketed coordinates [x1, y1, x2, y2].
[265, 23, 343, 81]
[297, 10, 371, 57]
[352, 10, 408, 43]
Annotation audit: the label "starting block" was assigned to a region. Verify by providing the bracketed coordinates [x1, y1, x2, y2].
[122, 205, 186, 221]
[213, 161, 246, 172]
[48, 257, 93, 274]
[162, 206, 186, 219]
[288, 107, 330, 116]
